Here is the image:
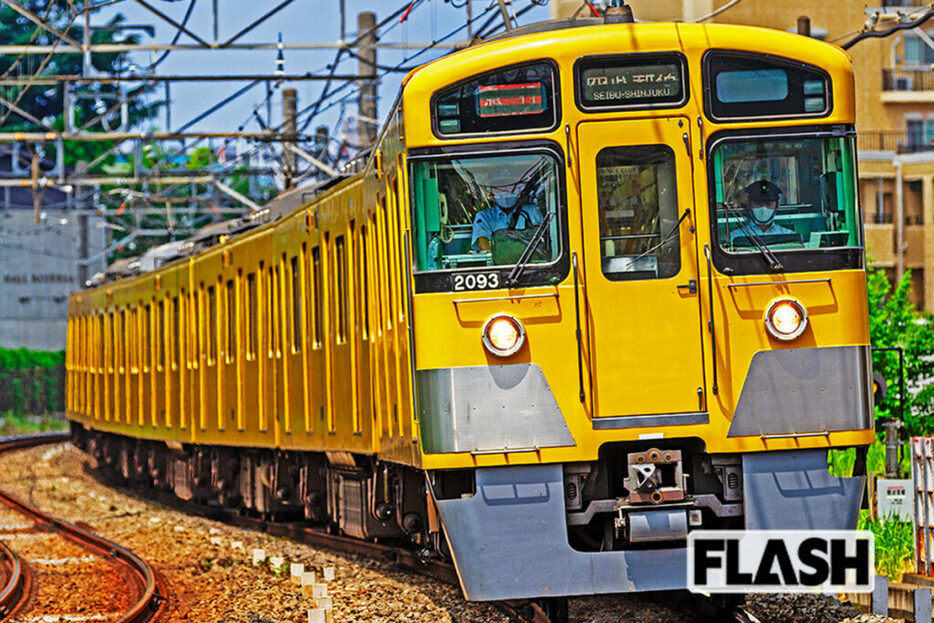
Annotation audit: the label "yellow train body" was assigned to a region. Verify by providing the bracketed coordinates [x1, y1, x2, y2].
[67, 19, 874, 602]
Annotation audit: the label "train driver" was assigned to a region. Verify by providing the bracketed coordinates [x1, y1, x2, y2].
[730, 179, 795, 243]
[471, 169, 543, 252]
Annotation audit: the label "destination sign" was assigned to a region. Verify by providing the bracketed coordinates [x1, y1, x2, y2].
[579, 59, 684, 108]
[476, 83, 544, 118]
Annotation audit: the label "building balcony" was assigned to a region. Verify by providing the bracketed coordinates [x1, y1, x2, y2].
[881, 69, 934, 102]
[879, 0, 929, 6]
[858, 131, 934, 154]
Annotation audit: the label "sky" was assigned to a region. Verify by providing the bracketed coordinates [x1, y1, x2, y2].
[91, 0, 552, 147]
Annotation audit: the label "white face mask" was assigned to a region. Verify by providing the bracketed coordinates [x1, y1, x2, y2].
[751, 205, 775, 225]
[492, 191, 519, 210]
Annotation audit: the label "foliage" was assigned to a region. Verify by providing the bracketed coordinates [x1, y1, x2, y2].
[0, 2, 160, 167]
[0, 347, 65, 415]
[0, 411, 67, 435]
[867, 267, 934, 436]
[858, 511, 915, 581]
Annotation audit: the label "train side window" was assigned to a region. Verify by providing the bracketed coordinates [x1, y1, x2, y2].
[128, 306, 138, 373]
[172, 296, 179, 370]
[267, 265, 281, 357]
[193, 289, 201, 368]
[379, 196, 392, 329]
[156, 300, 165, 372]
[360, 224, 370, 339]
[107, 311, 114, 373]
[98, 313, 105, 374]
[290, 255, 302, 352]
[595, 144, 681, 281]
[335, 236, 347, 343]
[207, 285, 217, 365]
[246, 273, 257, 359]
[226, 279, 236, 363]
[311, 246, 322, 347]
[144, 303, 152, 372]
[118, 309, 126, 373]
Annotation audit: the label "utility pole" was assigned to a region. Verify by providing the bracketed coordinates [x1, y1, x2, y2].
[357, 11, 378, 150]
[282, 88, 297, 189]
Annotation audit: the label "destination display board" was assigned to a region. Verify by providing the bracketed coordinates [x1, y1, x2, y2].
[577, 55, 686, 110]
[476, 83, 545, 117]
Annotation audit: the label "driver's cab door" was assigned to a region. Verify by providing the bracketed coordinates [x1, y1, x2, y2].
[577, 117, 707, 420]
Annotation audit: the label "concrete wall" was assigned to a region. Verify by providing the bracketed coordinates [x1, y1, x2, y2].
[0, 210, 105, 351]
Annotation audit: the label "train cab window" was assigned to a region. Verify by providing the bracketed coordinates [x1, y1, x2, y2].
[410, 150, 562, 288]
[432, 61, 558, 137]
[710, 132, 862, 275]
[595, 145, 681, 281]
[705, 52, 830, 121]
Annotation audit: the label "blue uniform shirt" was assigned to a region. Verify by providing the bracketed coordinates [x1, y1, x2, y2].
[730, 220, 795, 243]
[471, 205, 543, 250]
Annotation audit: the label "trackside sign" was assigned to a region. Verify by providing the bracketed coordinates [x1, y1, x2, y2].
[687, 530, 874, 593]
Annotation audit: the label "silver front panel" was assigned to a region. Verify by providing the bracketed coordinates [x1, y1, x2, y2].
[628, 510, 688, 542]
[743, 449, 864, 530]
[728, 345, 872, 437]
[417, 363, 574, 454]
[431, 465, 688, 600]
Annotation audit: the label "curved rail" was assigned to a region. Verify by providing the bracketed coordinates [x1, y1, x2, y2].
[0, 539, 28, 619]
[0, 432, 165, 623]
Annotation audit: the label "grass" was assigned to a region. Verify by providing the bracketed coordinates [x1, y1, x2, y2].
[859, 511, 915, 581]
[0, 411, 68, 436]
[830, 441, 917, 581]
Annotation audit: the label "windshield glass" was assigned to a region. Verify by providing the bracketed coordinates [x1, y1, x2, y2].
[711, 135, 859, 258]
[410, 153, 561, 272]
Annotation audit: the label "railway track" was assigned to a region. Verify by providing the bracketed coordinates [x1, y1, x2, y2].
[0, 432, 165, 623]
[91, 463, 762, 623]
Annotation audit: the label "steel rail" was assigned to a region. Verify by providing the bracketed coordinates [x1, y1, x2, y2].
[0, 539, 28, 619]
[113, 485, 529, 621]
[0, 432, 165, 623]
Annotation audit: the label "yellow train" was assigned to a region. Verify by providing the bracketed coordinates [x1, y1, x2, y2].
[67, 14, 874, 606]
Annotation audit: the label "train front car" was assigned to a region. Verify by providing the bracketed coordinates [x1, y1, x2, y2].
[402, 20, 874, 600]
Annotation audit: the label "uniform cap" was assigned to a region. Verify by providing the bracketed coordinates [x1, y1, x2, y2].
[741, 179, 782, 205]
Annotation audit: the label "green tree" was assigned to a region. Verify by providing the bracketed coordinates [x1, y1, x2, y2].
[868, 267, 934, 435]
[0, 1, 159, 167]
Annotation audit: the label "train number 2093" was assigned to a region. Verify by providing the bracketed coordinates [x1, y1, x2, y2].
[453, 272, 500, 291]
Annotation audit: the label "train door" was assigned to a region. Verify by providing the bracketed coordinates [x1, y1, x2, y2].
[577, 117, 706, 419]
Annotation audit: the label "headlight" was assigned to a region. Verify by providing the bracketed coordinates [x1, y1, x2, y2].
[764, 297, 808, 341]
[481, 313, 525, 357]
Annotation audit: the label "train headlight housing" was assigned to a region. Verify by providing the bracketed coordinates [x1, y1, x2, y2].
[481, 313, 525, 357]
[764, 297, 808, 341]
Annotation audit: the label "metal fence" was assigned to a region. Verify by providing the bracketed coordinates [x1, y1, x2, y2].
[859, 131, 934, 154]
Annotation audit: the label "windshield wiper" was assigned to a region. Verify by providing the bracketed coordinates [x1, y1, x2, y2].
[623, 209, 690, 271]
[506, 211, 554, 286]
[724, 201, 783, 272]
